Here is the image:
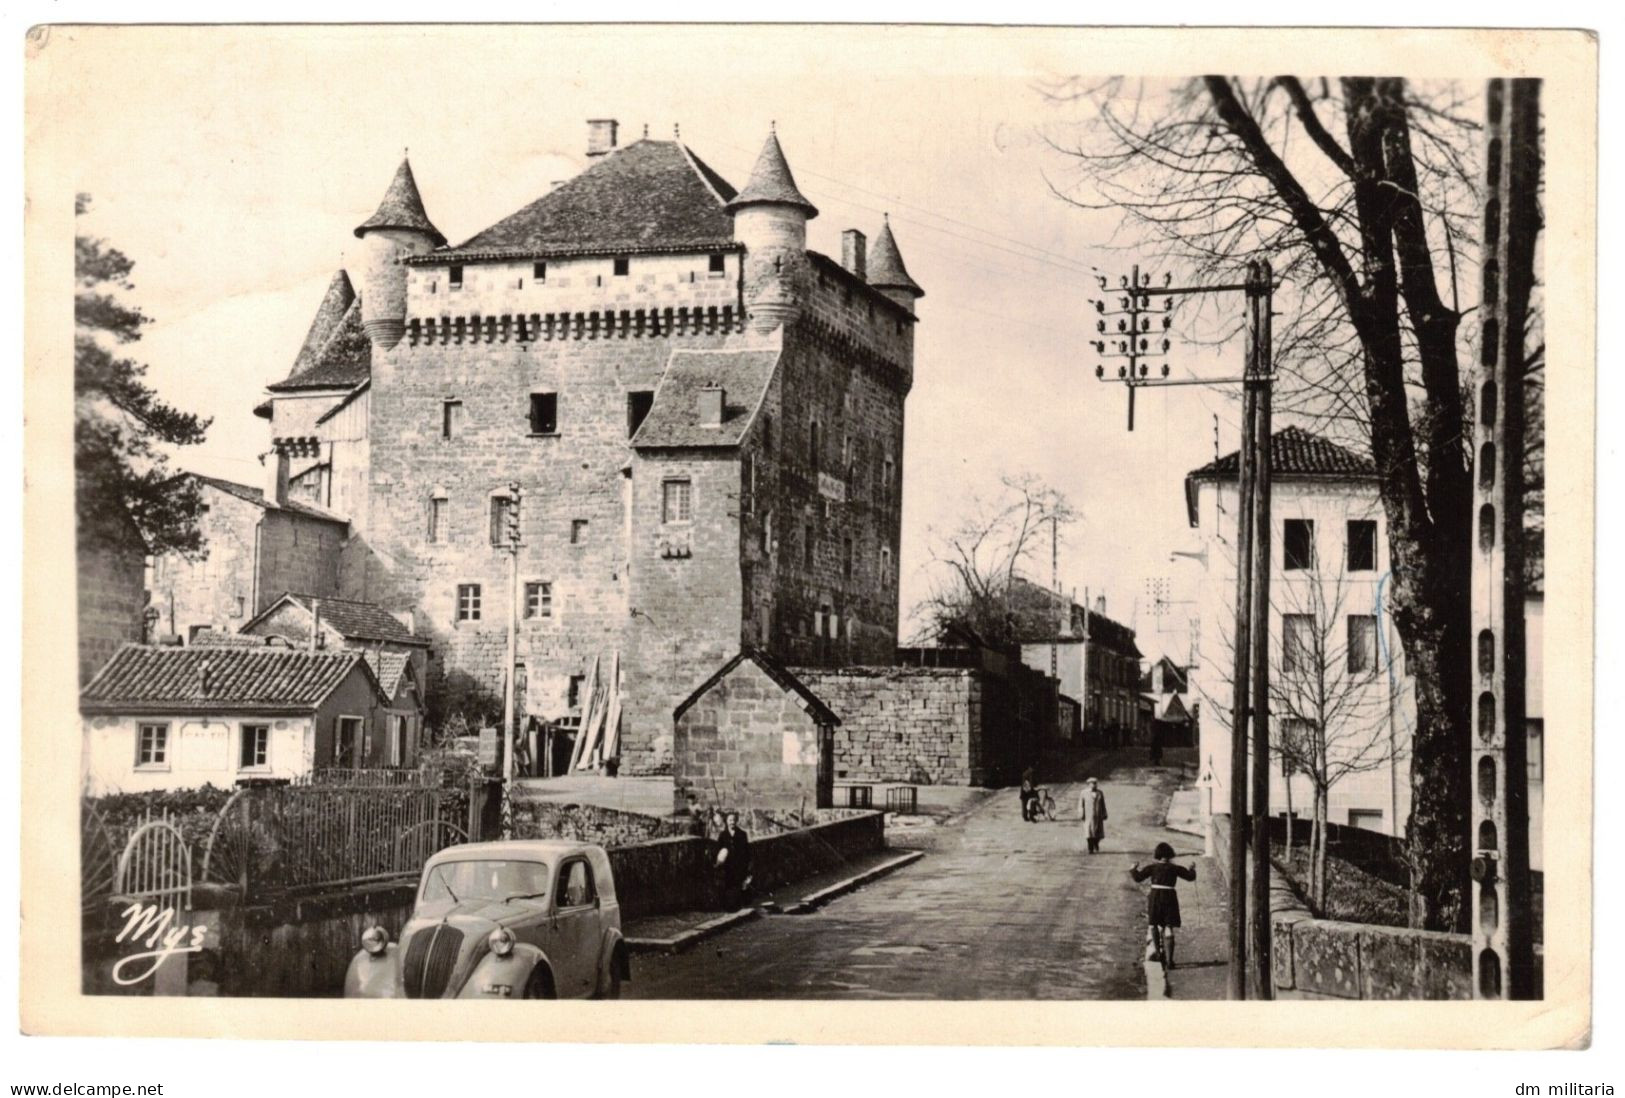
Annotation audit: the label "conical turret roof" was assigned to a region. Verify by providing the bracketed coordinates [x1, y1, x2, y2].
[288, 270, 356, 377]
[866, 216, 922, 297]
[354, 158, 446, 245]
[724, 131, 818, 218]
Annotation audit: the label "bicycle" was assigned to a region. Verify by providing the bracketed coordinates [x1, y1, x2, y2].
[1022, 787, 1057, 821]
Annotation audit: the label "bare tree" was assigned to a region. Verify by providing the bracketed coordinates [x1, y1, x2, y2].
[1043, 76, 1489, 930]
[914, 473, 1078, 649]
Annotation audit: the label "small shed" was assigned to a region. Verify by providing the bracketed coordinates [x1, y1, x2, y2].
[672, 647, 841, 814]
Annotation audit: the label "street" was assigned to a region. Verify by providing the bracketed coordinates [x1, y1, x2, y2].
[628, 755, 1224, 1000]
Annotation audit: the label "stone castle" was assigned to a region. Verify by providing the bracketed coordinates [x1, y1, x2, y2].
[256, 121, 923, 773]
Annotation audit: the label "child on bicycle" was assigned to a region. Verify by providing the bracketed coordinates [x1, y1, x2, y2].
[1131, 842, 1196, 969]
[1019, 769, 1040, 823]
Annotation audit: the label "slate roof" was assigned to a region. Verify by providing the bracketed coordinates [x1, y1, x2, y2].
[673, 646, 841, 727]
[248, 592, 428, 647]
[190, 475, 348, 526]
[354, 158, 446, 246]
[866, 217, 922, 297]
[1184, 426, 1377, 525]
[288, 271, 357, 378]
[426, 140, 740, 262]
[80, 645, 379, 714]
[1006, 577, 1142, 657]
[630, 347, 779, 450]
[268, 296, 371, 392]
[724, 131, 818, 218]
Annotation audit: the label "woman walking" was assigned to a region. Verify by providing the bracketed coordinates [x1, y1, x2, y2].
[1078, 777, 1108, 853]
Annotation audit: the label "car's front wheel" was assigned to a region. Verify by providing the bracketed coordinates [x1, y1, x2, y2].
[524, 967, 556, 1000]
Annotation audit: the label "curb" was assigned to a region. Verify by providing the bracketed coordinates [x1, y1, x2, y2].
[624, 850, 926, 953]
[626, 908, 761, 955]
[782, 850, 925, 914]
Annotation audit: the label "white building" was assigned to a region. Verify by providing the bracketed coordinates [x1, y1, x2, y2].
[1183, 427, 1410, 836]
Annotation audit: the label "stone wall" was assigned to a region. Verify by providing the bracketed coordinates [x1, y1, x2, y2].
[76, 512, 147, 685]
[797, 667, 981, 785]
[511, 799, 693, 849]
[672, 655, 832, 814]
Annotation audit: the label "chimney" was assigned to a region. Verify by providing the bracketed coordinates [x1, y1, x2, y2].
[587, 119, 619, 158]
[265, 444, 290, 507]
[310, 599, 321, 650]
[842, 229, 867, 280]
[698, 385, 724, 429]
[199, 659, 213, 696]
[1095, 595, 1107, 616]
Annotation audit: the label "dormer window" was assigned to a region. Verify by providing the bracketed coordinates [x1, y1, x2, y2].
[449, 265, 464, 291]
[613, 257, 630, 277]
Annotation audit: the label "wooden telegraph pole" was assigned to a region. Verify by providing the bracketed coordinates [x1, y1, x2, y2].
[1470, 78, 1539, 1000]
[500, 479, 523, 839]
[1093, 259, 1277, 999]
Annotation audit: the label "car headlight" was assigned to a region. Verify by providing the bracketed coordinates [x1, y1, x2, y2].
[361, 926, 388, 956]
[488, 928, 515, 957]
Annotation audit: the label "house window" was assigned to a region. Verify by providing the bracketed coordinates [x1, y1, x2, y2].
[428, 497, 448, 543]
[1348, 614, 1378, 675]
[529, 392, 558, 435]
[449, 265, 464, 290]
[568, 674, 585, 709]
[804, 524, 815, 570]
[1347, 520, 1378, 572]
[571, 519, 588, 545]
[240, 724, 270, 769]
[390, 714, 409, 767]
[843, 536, 854, 581]
[613, 257, 630, 277]
[627, 390, 654, 437]
[490, 496, 515, 546]
[442, 400, 464, 439]
[1284, 519, 1315, 571]
[533, 261, 547, 282]
[708, 253, 727, 275]
[1283, 614, 1315, 674]
[335, 716, 363, 766]
[456, 584, 482, 622]
[525, 581, 553, 619]
[136, 723, 169, 768]
[662, 479, 692, 524]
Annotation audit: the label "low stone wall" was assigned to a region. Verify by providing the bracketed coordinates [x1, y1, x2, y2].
[1210, 812, 1472, 1000]
[797, 667, 979, 784]
[512, 799, 694, 848]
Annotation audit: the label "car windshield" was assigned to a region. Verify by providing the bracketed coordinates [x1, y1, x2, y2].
[419, 859, 550, 909]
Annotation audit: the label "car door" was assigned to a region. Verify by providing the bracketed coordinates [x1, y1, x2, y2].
[549, 857, 600, 997]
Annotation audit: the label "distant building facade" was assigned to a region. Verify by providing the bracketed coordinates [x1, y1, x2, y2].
[1008, 576, 1143, 748]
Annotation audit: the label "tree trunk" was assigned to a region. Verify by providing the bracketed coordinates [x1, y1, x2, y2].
[1314, 786, 1330, 914]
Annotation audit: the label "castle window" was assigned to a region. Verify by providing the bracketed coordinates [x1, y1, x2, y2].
[456, 584, 482, 622]
[708, 253, 726, 275]
[568, 674, 585, 709]
[534, 261, 547, 282]
[1347, 520, 1377, 572]
[741, 456, 756, 515]
[442, 400, 464, 440]
[627, 390, 654, 438]
[809, 421, 820, 471]
[804, 524, 815, 570]
[881, 544, 893, 581]
[428, 497, 448, 543]
[1284, 519, 1315, 571]
[662, 479, 692, 524]
[490, 496, 515, 547]
[843, 536, 854, 581]
[529, 392, 558, 435]
[571, 519, 589, 545]
[882, 455, 895, 500]
[613, 257, 630, 277]
[525, 581, 553, 620]
[449, 266, 464, 291]
[761, 510, 773, 554]
[762, 414, 774, 454]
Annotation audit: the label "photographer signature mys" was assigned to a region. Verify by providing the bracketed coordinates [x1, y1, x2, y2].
[111, 902, 206, 986]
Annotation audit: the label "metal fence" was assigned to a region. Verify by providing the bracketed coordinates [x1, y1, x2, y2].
[295, 767, 429, 787]
[201, 781, 467, 896]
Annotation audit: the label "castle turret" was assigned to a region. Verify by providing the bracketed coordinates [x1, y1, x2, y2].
[865, 215, 924, 315]
[726, 128, 818, 333]
[353, 158, 445, 350]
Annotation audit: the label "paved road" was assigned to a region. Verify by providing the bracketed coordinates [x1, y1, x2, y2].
[628, 756, 1216, 1000]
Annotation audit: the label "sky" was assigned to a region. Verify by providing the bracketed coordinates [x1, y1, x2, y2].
[49, 25, 1263, 663]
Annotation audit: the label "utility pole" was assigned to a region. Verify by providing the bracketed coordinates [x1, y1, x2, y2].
[500, 480, 523, 839]
[1093, 258, 1278, 999]
[1471, 77, 1539, 1000]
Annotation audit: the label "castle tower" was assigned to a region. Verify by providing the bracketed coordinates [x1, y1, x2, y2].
[865, 215, 924, 315]
[725, 128, 818, 333]
[353, 158, 446, 350]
